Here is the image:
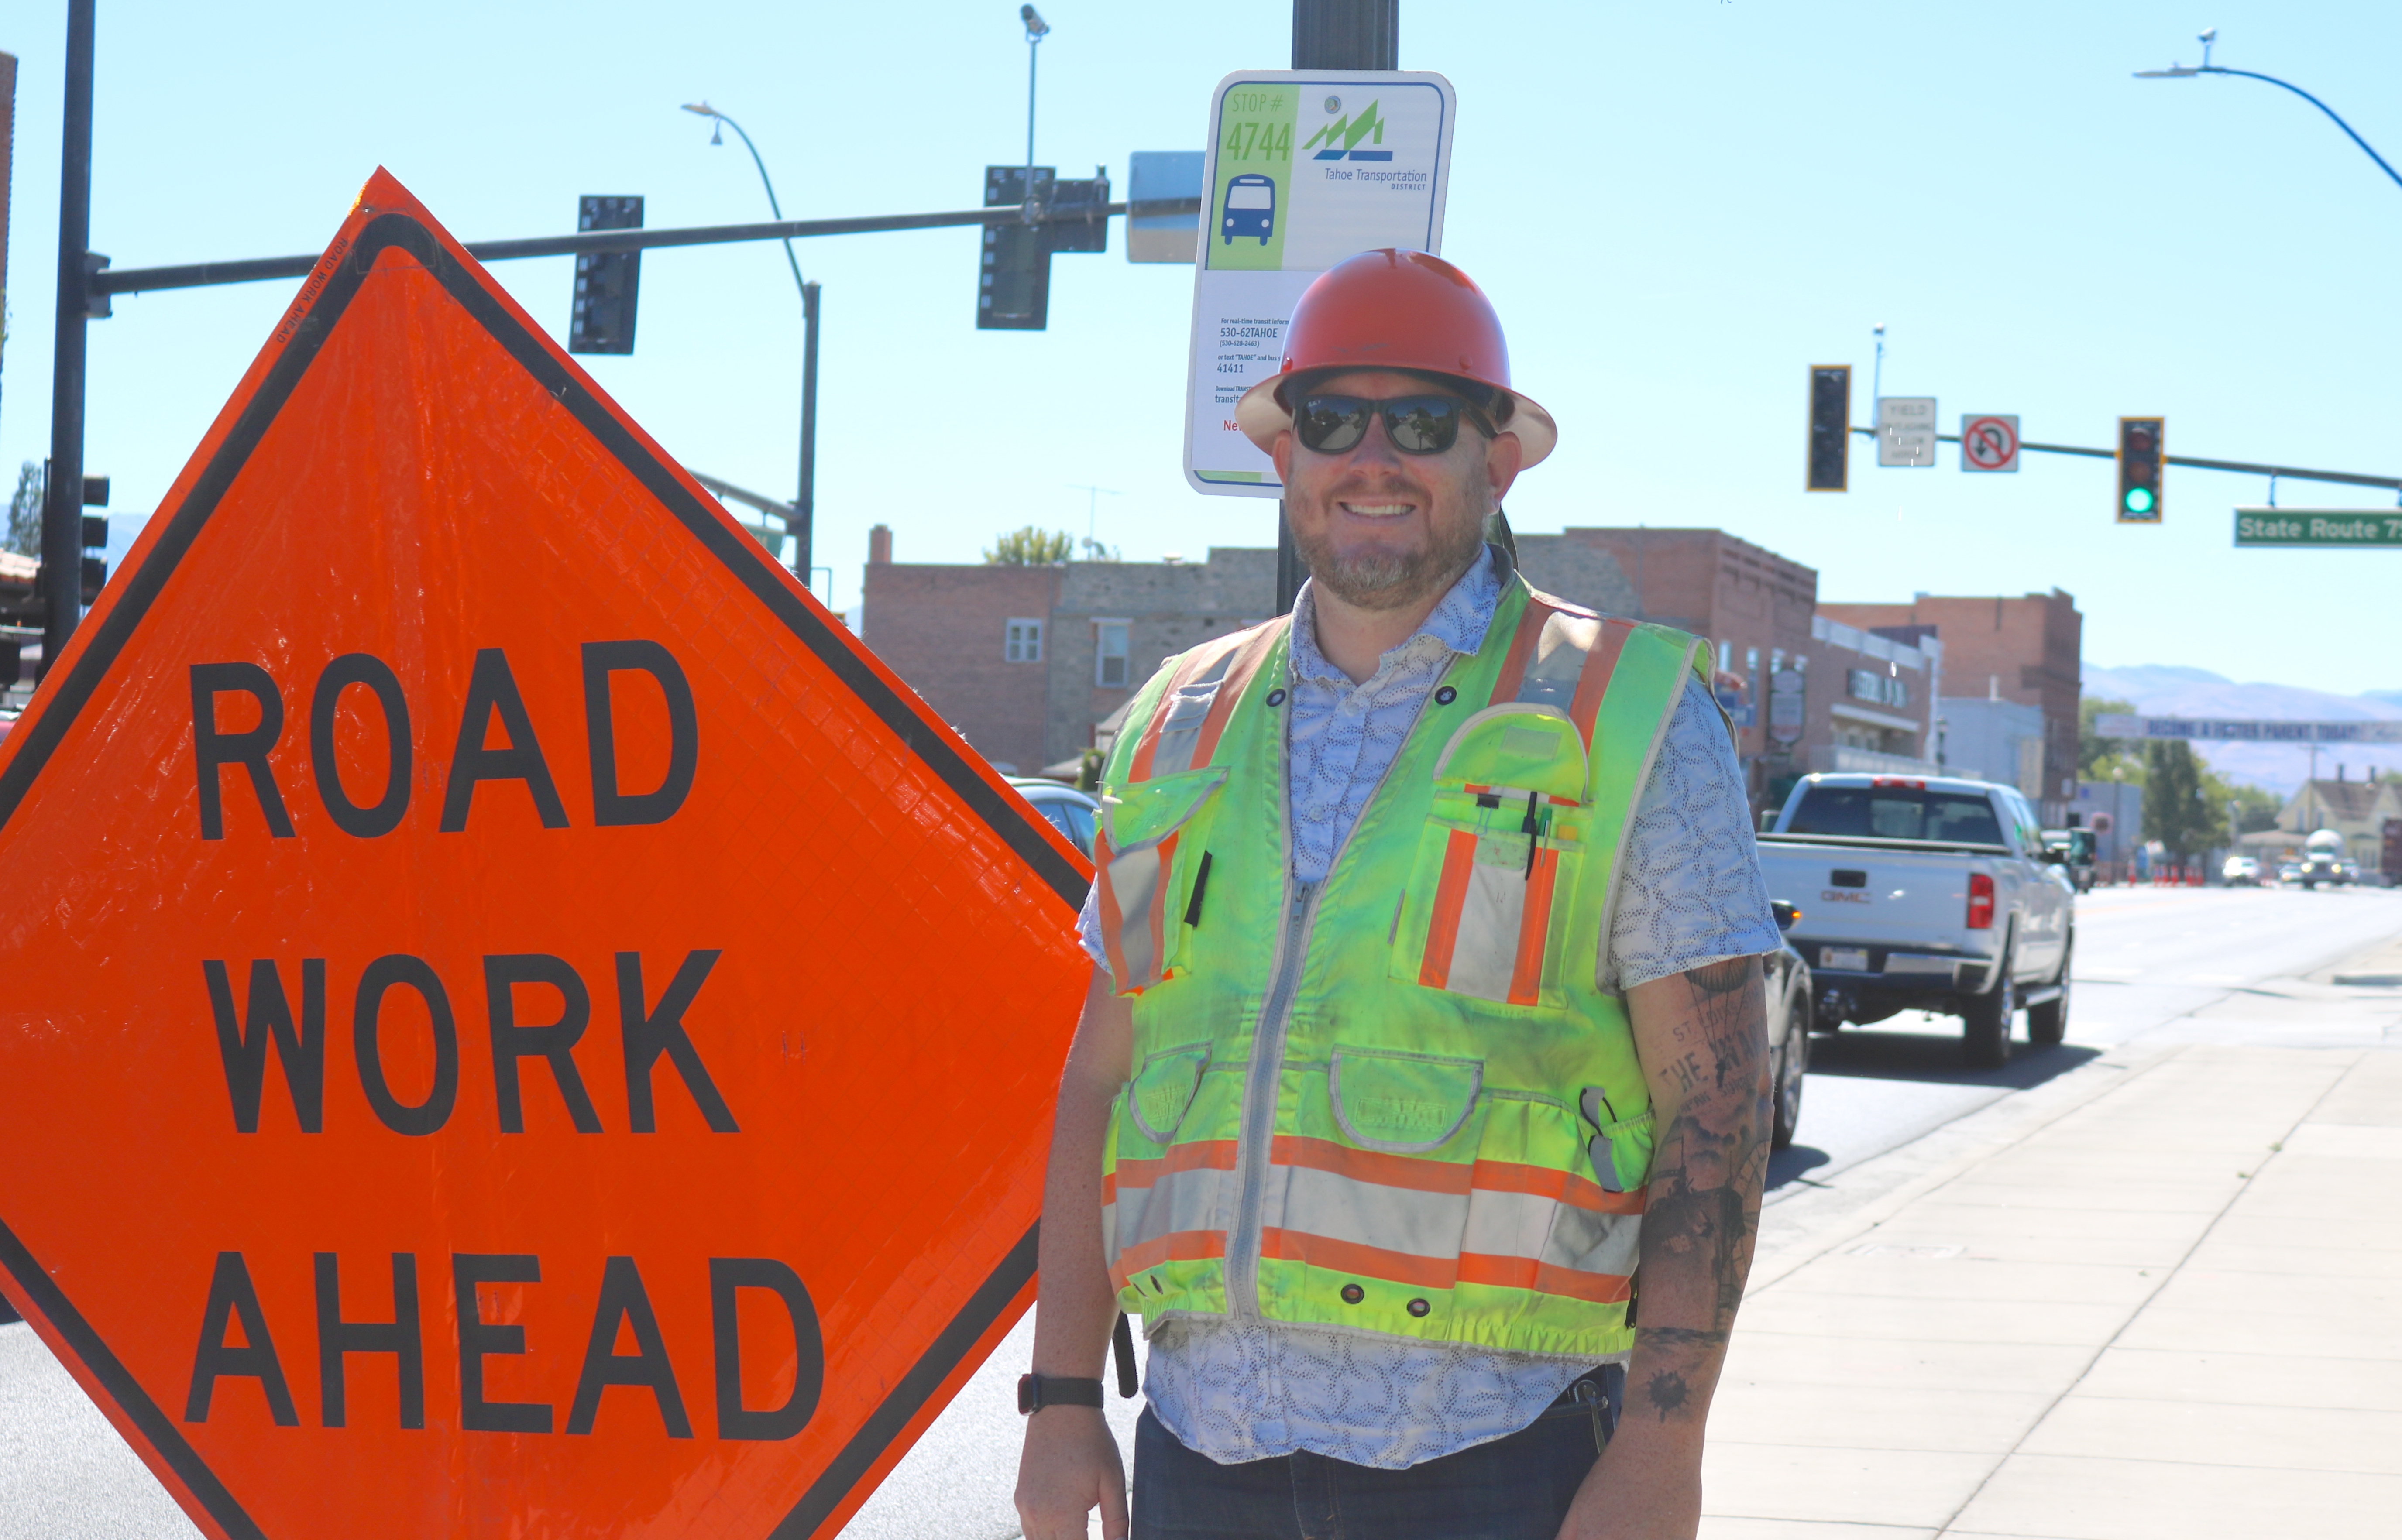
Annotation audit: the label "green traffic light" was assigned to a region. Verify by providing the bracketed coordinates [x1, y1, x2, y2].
[2124, 487, 2156, 514]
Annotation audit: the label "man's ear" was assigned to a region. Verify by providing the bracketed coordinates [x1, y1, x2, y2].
[1485, 431, 1524, 505]
[1271, 429, 1295, 484]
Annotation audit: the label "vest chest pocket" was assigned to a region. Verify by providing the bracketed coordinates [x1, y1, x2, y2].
[1388, 706, 1591, 1011]
[1126, 1044, 1211, 1145]
[1096, 767, 1228, 994]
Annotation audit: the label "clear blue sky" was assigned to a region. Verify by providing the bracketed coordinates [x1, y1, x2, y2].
[3, 2, 2398, 691]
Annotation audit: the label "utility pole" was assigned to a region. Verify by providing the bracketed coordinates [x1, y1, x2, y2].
[797, 279, 819, 580]
[1279, 0, 1398, 616]
[45, 0, 96, 673]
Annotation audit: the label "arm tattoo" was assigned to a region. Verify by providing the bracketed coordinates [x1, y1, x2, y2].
[1627, 956, 1770, 1426]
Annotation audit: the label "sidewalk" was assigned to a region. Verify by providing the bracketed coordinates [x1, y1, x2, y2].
[1702, 1041, 2402, 1540]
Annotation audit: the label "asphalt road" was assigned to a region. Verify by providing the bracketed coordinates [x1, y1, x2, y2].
[1768, 881, 2402, 1197]
[3, 882, 2398, 1539]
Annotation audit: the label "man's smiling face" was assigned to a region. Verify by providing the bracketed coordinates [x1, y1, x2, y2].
[1271, 369, 1523, 614]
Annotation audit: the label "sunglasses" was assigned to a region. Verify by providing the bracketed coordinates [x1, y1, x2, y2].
[1293, 393, 1496, 456]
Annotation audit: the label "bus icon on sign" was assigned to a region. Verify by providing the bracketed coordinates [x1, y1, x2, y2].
[1223, 175, 1276, 244]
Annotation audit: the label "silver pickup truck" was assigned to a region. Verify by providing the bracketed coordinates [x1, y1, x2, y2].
[1754, 773, 2075, 1068]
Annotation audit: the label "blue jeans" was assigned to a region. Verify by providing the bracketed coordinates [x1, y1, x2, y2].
[1131, 1366, 1623, 1540]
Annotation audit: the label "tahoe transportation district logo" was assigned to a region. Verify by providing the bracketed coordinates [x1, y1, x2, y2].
[1305, 97, 1392, 162]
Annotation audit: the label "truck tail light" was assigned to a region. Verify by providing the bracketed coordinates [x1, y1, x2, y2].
[1966, 872, 1995, 930]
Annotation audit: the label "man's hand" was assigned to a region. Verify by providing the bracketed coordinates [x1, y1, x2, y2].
[1014, 1406, 1128, 1540]
[1556, 954, 1768, 1540]
[1014, 967, 1135, 1540]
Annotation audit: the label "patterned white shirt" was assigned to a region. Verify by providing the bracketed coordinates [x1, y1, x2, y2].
[1075, 548, 1780, 1467]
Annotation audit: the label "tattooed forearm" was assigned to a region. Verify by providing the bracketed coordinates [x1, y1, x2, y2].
[1619, 956, 1771, 1431]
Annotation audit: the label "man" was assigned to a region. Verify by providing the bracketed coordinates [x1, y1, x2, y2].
[1015, 249, 1779, 1540]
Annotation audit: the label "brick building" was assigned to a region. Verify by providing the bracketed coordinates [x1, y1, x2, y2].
[859, 527, 1276, 772]
[859, 522, 1947, 808]
[1818, 590, 2083, 823]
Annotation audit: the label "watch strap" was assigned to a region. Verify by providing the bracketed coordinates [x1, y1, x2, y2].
[1017, 1372, 1105, 1414]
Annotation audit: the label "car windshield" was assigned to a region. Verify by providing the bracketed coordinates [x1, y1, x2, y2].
[1787, 786, 2007, 845]
[1227, 184, 1272, 208]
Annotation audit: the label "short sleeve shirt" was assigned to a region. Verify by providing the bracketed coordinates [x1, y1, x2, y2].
[1074, 549, 1780, 1466]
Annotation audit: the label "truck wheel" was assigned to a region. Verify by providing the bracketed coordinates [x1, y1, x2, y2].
[2028, 934, 2071, 1046]
[1772, 984, 1808, 1149]
[1962, 944, 2016, 1070]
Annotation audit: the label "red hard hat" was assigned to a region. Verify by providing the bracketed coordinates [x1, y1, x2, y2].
[1234, 248, 1556, 468]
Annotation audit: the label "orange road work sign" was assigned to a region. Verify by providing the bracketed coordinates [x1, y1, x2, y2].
[0, 169, 1093, 1539]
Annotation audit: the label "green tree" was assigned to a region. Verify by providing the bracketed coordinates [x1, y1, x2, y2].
[2078, 696, 2142, 781]
[5, 463, 42, 558]
[2142, 740, 2218, 860]
[983, 526, 1074, 566]
[2197, 770, 2282, 840]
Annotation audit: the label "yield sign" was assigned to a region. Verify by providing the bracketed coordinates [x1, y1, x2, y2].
[0, 171, 1091, 1539]
[1961, 414, 2020, 473]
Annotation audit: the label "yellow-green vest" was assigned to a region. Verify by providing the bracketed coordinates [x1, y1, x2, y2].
[1093, 568, 1711, 1358]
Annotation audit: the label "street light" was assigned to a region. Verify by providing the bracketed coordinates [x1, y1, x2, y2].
[2135, 30, 2402, 194]
[1020, 7, 1049, 223]
[682, 101, 824, 587]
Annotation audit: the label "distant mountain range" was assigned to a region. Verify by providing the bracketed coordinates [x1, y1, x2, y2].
[2082, 664, 2402, 794]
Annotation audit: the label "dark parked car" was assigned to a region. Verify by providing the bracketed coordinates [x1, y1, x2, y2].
[1766, 899, 1814, 1149]
[1007, 777, 1100, 857]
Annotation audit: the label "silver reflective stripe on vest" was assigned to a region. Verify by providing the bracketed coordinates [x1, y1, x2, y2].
[1261, 1161, 1639, 1282]
[1113, 1156, 1238, 1262]
[1515, 607, 1603, 712]
[1147, 645, 1248, 779]
[1446, 852, 1534, 1002]
[1098, 840, 1168, 987]
[1536, 1200, 1644, 1282]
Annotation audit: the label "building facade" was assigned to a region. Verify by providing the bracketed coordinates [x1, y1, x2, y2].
[858, 522, 1949, 809]
[859, 528, 1278, 773]
[1797, 613, 1943, 786]
[1819, 590, 2082, 823]
[2266, 774, 2402, 878]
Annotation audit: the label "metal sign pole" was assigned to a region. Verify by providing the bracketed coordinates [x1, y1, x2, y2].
[43, 0, 96, 671]
[1278, 0, 1400, 617]
[797, 280, 820, 583]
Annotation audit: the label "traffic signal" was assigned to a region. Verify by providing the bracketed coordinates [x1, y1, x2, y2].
[80, 476, 108, 604]
[2117, 416, 2164, 522]
[1806, 365, 1850, 491]
[977, 165, 1110, 331]
[569, 196, 643, 355]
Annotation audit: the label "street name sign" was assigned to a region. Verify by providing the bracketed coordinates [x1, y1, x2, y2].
[1960, 414, 2019, 473]
[0, 171, 1092, 1540]
[1184, 71, 1456, 496]
[2093, 713, 2402, 745]
[1875, 397, 1937, 467]
[2232, 508, 2402, 549]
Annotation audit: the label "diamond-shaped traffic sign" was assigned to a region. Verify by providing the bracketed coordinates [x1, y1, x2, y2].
[0, 170, 1091, 1539]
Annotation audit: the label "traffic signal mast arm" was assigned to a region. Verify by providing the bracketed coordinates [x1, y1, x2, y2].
[88, 198, 1205, 299]
[1843, 426, 2401, 495]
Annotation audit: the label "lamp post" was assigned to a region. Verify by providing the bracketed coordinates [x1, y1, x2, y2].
[1019, 7, 1049, 223]
[682, 102, 822, 587]
[2136, 31, 2402, 194]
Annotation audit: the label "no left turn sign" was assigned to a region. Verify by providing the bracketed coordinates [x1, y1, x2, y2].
[1962, 414, 2021, 473]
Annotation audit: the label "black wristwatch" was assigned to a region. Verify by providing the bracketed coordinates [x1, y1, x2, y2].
[1017, 1372, 1105, 1414]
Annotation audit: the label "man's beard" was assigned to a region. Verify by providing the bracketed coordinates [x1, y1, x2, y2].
[1294, 494, 1491, 613]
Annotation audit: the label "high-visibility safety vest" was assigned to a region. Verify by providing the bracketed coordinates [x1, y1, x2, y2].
[1092, 565, 1714, 1358]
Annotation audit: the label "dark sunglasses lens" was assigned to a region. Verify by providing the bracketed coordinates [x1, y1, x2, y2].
[1297, 397, 1371, 453]
[1383, 397, 1460, 454]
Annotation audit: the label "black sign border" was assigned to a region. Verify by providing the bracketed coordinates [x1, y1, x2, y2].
[0, 210, 1074, 1540]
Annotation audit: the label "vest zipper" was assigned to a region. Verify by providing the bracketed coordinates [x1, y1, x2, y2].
[1224, 877, 1319, 1320]
[1223, 647, 1465, 1320]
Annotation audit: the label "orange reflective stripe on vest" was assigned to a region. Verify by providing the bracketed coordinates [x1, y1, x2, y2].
[1099, 621, 1283, 990]
[1415, 595, 1633, 1004]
